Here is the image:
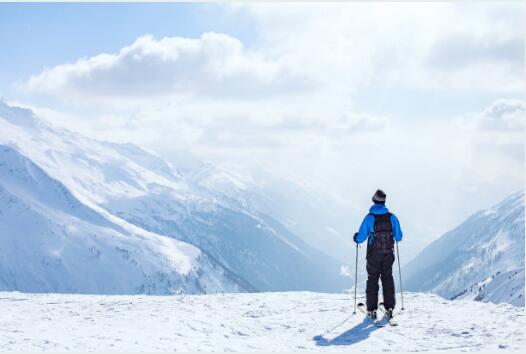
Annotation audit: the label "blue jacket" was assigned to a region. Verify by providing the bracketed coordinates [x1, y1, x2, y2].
[355, 204, 403, 245]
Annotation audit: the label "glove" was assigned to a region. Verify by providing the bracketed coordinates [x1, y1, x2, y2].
[353, 232, 359, 244]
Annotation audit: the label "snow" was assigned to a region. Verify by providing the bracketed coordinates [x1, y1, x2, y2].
[0, 101, 348, 293]
[0, 101, 523, 350]
[454, 267, 525, 307]
[0, 144, 246, 294]
[190, 162, 360, 263]
[405, 191, 524, 305]
[0, 291, 523, 351]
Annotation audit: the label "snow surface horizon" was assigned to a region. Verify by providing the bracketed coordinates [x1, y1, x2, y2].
[0, 291, 523, 351]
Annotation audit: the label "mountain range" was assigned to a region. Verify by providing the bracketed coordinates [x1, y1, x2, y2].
[1, 100, 523, 305]
[0, 101, 348, 293]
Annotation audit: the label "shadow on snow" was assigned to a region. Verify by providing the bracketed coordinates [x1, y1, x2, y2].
[313, 317, 380, 347]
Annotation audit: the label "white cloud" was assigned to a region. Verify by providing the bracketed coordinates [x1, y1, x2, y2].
[469, 99, 525, 132]
[234, 2, 524, 95]
[22, 33, 313, 99]
[17, 2, 524, 125]
[454, 99, 524, 181]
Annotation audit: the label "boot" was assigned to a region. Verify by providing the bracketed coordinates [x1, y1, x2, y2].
[385, 308, 394, 320]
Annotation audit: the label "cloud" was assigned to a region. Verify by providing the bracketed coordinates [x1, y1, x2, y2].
[476, 99, 525, 131]
[426, 34, 523, 70]
[22, 33, 313, 99]
[23, 2, 524, 109]
[234, 2, 524, 95]
[460, 99, 525, 132]
[453, 99, 524, 184]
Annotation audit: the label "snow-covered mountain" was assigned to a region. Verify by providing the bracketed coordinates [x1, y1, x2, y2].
[451, 267, 524, 307]
[405, 191, 525, 306]
[0, 101, 347, 292]
[0, 144, 247, 294]
[99, 145, 348, 292]
[186, 162, 360, 263]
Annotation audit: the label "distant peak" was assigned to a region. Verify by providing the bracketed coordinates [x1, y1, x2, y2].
[0, 100, 41, 127]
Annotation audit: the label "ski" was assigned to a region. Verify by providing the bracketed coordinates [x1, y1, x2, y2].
[357, 302, 385, 327]
[379, 302, 399, 326]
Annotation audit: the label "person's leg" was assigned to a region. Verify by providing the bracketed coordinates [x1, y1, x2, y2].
[366, 252, 381, 311]
[380, 252, 396, 310]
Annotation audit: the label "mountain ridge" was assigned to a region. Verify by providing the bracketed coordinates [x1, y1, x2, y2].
[405, 190, 524, 306]
[0, 100, 347, 293]
[0, 144, 247, 294]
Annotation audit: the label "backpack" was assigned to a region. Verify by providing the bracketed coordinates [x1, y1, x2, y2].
[367, 212, 394, 254]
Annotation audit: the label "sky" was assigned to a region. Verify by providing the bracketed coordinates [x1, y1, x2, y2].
[1, 2, 524, 258]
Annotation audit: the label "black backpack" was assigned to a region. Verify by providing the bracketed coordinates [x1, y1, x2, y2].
[367, 212, 394, 254]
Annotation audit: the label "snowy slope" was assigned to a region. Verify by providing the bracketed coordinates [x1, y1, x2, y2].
[0, 101, 347, 292]
[0, 144, 248, 294]
[103, 189, 347, 292]
[405, 191, 525, 304]
[188, 162, 360, 263]
[452, 266, 525, 306]
[0, 291, 523, 351]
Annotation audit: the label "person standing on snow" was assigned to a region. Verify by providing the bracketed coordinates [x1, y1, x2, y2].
[353, 189, 403, 320]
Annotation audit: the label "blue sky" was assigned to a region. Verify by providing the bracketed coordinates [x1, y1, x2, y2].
[1, 3, 522, 120]
[0, 2, 256, 95]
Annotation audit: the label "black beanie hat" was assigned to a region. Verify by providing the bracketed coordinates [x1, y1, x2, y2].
[372, 189, 386, 204]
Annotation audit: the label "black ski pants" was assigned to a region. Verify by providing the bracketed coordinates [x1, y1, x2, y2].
[366, 250, 396, 311]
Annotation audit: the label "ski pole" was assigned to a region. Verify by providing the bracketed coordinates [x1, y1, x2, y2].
[396, 241, 405, 310]
[353, 243, 358, 314]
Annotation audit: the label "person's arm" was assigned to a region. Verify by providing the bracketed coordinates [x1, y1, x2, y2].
[391, 214, 403, 242]
[354, 214, 373, 244]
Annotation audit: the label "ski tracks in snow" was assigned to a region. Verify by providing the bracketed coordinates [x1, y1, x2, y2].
[0, 291, 523, 351]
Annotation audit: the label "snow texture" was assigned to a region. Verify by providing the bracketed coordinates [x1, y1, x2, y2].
[188, 162, 360, 263]
[405, 191, 525, 305]
[453, 266, 525, 307]
[0, 144, 246, 294]
[0, 291, 523, 351]
[0, 100, 347, 293]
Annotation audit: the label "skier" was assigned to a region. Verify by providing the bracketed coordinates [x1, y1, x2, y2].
[353, 189, 402, 321]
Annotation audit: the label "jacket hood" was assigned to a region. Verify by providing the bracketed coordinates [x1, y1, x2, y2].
[369, 204, 389, 215]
